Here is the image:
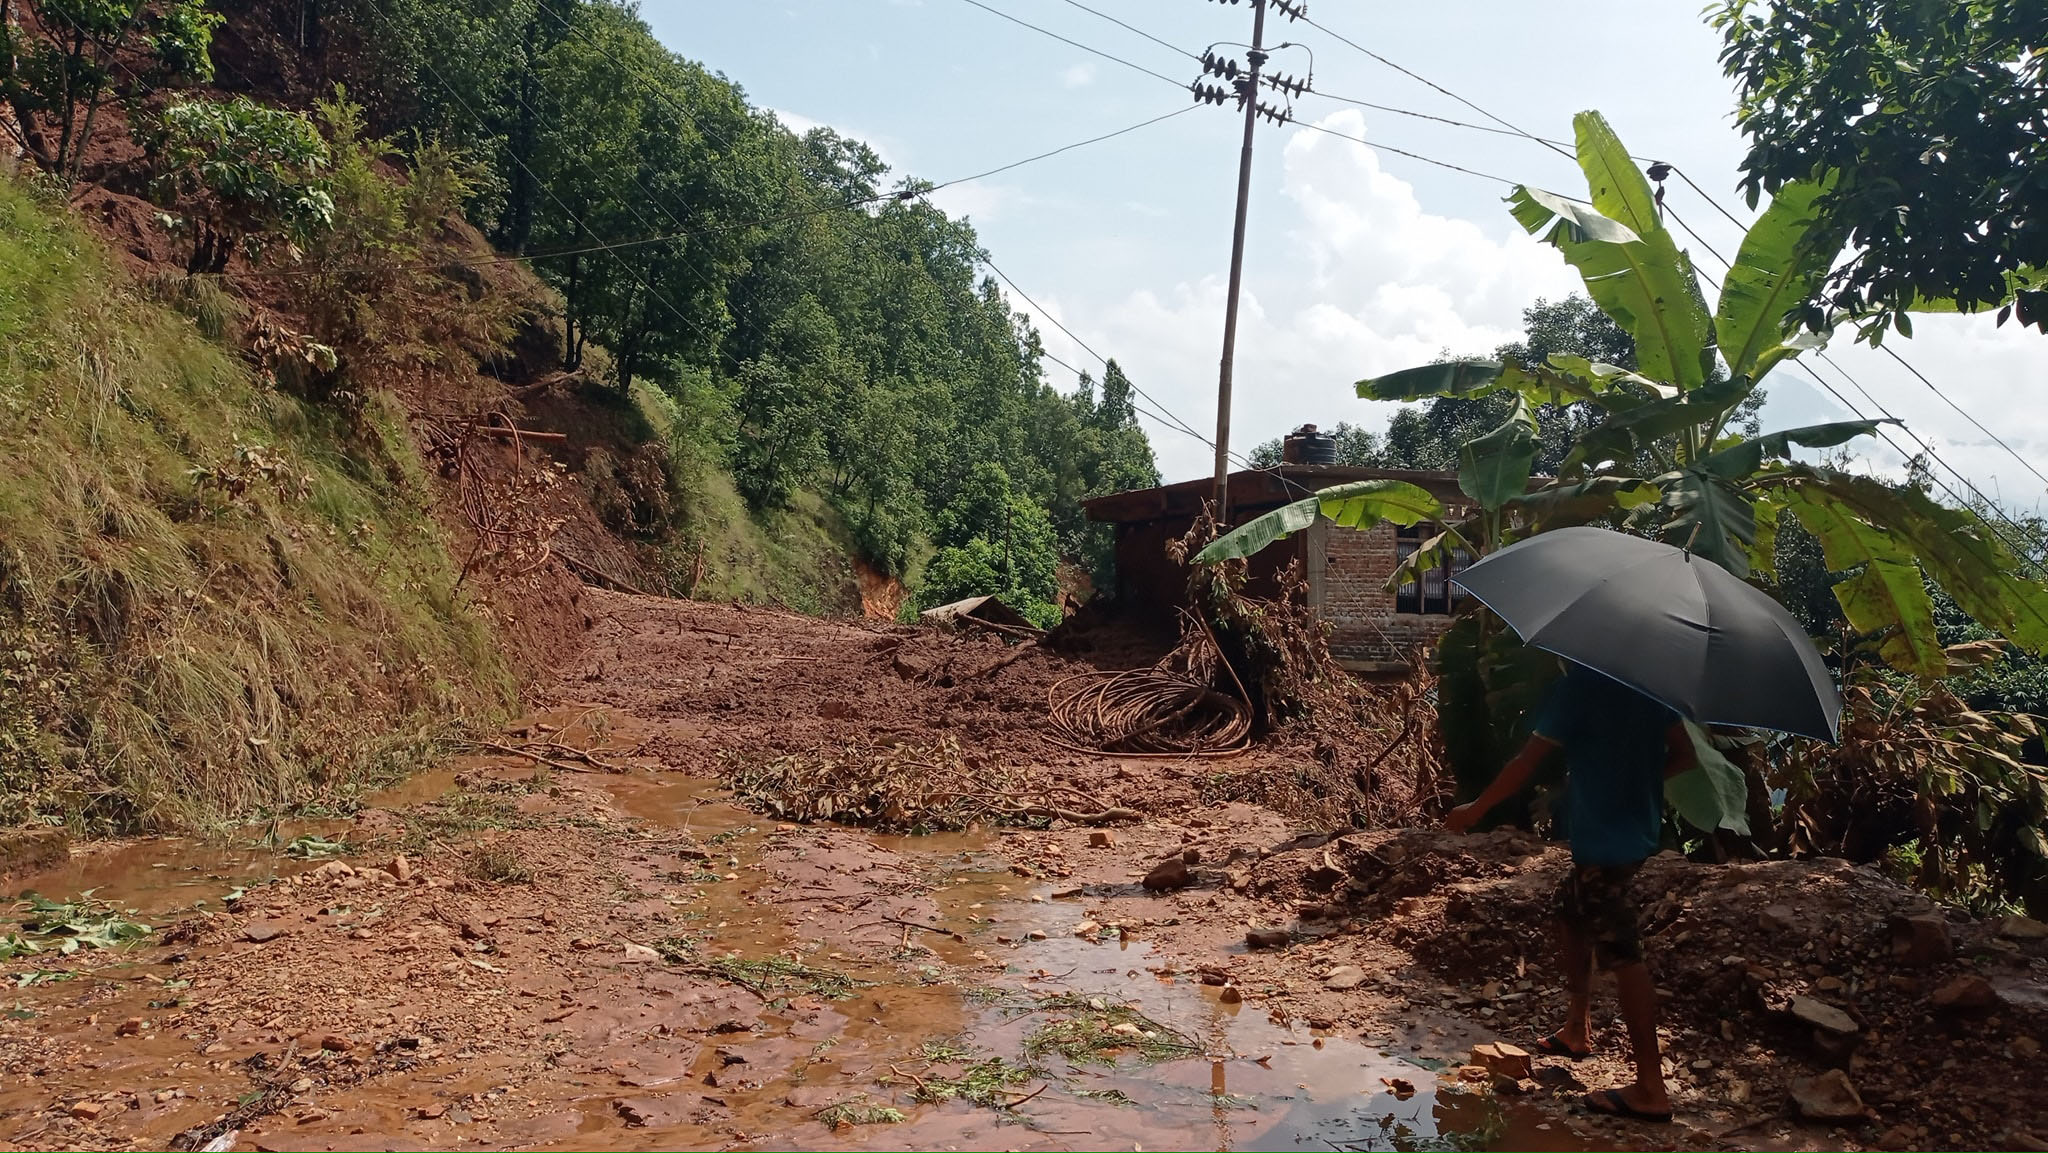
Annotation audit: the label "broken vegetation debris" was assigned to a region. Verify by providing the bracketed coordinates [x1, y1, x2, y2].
[814, 1097, 906, 1127]
[4, 891, 153, 957]
[719, 736, 1131, 832]
[888, 1055, 1038, 1109]
[679, 953, 864, 1004]
[283, 833, 350, 859]
[1020, 993, 1202, 1066]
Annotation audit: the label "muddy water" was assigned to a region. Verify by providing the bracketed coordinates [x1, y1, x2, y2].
[5, 732, 1579, 1152]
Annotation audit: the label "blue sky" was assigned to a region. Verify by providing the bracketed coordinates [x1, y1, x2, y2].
[650, 0, 2047, 513]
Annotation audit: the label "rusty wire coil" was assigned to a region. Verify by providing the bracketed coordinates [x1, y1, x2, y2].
[1047, 669, 1252, 756]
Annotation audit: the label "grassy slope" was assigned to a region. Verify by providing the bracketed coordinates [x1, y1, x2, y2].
[632, 383, 861, 616]
[0, 178, 512, 832]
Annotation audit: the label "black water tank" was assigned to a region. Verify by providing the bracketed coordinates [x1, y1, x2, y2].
[1282, 423, 1337, 465]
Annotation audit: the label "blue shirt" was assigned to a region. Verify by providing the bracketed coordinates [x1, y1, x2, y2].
[1531, 668, 1678, 866]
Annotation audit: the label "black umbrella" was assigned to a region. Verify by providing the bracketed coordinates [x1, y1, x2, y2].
[1450, 526, 1841, 741]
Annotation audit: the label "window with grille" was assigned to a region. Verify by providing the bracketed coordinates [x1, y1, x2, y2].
[1395, 523, 1470, 616]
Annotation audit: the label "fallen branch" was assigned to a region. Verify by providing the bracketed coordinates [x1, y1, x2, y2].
[556, 550, 660, 597]
[471, 425, 567, 442]
[471, 739, 606, 774]
[1017, 803, 1143, 826]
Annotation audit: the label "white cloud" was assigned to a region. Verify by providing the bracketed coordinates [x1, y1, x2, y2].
[1060, 62, 1097, 89]
[1060, 109, 1578, 481]
[925, 181, 1018, 223]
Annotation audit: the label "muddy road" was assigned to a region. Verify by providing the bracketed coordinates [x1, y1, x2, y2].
[4, 591, 2045, 1151]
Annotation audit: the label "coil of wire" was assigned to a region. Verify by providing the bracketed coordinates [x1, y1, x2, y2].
[1047, 669, 1251, 756]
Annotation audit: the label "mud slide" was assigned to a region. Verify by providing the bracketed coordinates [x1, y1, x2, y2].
[2, 591, 2043, 1152]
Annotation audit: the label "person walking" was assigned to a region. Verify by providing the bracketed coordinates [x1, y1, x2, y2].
[1444, 662, 1695, 1123]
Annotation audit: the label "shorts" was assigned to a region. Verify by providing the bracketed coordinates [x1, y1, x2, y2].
[1554, 862, 1644, 970]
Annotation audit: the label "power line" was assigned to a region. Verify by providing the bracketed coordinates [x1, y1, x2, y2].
[1293, 118, 1518, 186]
[1299, 11, 1574, 163]
[1051, 0, 1198, 63]
[950, 0, 1186, 87]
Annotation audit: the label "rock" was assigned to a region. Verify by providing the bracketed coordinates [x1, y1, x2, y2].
[2014, 1036, 2042, 1059]
[68, 1101, 103, 1121]
[1142, 858, 1191, 892]
[1469, 1042, 1533, 1081]
[1932, 975, 1998, 1011]
[389, 855, 412, 883]
[1109, 1022, 1143, 1038]
[1490, 1074, 1534, 1095]
[1088, 831, 1115, 849]
[1759, 904, 1799, 933]
[2008, 1130, 2048, 1153]
[1026, 930, 1047, 941]
[1533, 1065, 1582, 1090]
[1049, 885, 1083, 900]
[890, 651, 932, 680]
[318, 1033, 353, 1052]
[1999, 915, 2048, 941]
[116, 1017, 144, 1037]
[1815, 975, 1845, 993]
[1381, 1076, 1417, 1098]
[1877, 1125, 1917, 1150]
[1182, 847, 1202, 865]
[1245, 926, 1290, 950]
[1789, 995, 1860, 1036]
[1889, 912, 1953, 967]
[1323, 965, 1368, 991]
[288, 1078, 314, 1094]
[1789, 1068, 1865, 1121]
[1219, 985, 1242, 1004]
[416, 1103, 447, 1120]
[356, 867, 396, 885]
[715, 1047, 746, 1066]
[242, 921, 288, 944]
[1073, 921, 1100, 938]
[1197, 967, 1229, 987]
[620, 942, 660, 963]
[569, 936, 603, 951]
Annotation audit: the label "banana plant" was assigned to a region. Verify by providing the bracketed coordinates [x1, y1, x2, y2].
[1200, 109, 2048, 687]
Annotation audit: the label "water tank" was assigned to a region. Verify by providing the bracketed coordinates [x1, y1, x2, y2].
[1281, 423, 1337, 465]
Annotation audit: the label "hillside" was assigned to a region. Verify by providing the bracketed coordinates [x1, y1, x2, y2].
[0, 0, 1167, 828]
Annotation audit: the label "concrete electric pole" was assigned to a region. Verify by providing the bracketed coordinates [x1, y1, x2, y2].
[1191, 0, 1309, 519]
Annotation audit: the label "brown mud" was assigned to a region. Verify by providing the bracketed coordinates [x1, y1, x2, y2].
[2, 591, 2042, 1151]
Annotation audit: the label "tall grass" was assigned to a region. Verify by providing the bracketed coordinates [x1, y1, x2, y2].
[0, 177, 513, 832]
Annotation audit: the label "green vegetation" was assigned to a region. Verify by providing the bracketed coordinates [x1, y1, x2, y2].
[0, 0, 222, 185]
[396, 789, 532, 855]
[1715, 0, 2048, 334]
[814, 1098, 905, 1127]
[339, 0, 1157, 601]
[901, 1056, 1034, 1108]
[1020, 993, 1200, 1066]
[1198, 109, 2048, 911]
[0, 176, 511, 830]
[3, 891, 152, 957]
[143, 96, 335, 274]
[694, 953, 863, 1004]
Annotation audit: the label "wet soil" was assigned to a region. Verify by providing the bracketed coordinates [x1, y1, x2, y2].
[2, 590, 2039, 1151]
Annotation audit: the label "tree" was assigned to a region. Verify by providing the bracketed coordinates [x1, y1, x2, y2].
[143, 96, 334, 273]
[919, 462, 1062, 627]
[1714, 0, 2048, 334]
[0, 0, 220, 184]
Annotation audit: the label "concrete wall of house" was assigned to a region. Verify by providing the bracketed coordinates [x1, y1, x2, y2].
[1320, 521, 1457, 668]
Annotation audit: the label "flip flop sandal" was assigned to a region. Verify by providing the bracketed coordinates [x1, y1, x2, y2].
[1584, 1088, 1673, 1124]
[1532, 1031, 1593, 1060]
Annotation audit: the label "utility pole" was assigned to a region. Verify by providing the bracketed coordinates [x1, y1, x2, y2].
[1191, 0, 1309, 518]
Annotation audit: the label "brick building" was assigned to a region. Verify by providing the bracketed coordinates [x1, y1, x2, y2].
[1081, 464, 1474, 672]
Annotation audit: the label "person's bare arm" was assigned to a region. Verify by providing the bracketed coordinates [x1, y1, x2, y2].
[1445, 734, 1558, 833]
[1662, 721, 1697, 780]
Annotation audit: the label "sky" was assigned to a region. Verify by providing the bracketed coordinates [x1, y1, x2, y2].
[648, 0, 2047, 516]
